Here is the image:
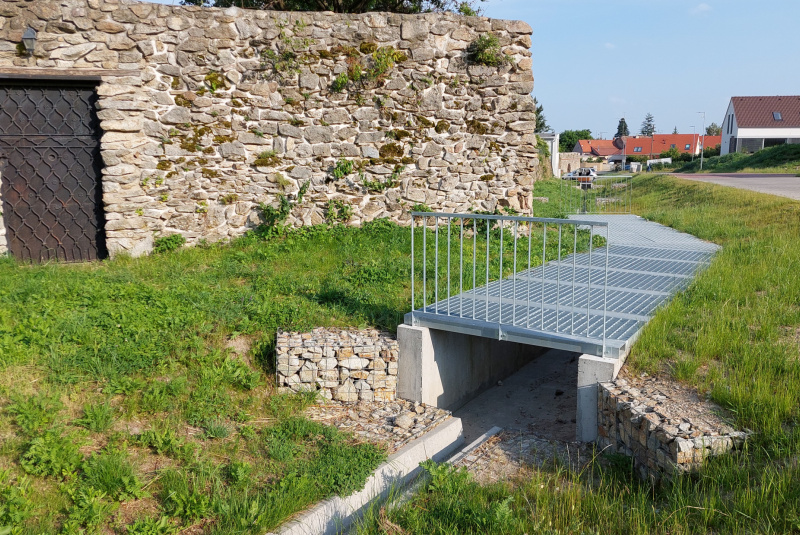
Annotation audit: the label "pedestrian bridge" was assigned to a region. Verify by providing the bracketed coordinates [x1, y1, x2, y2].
[396, 212, 720, 437]
[404, 213, 719, 360]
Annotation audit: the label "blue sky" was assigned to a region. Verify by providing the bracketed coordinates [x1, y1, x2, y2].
[480, 0, 800, 137]
[143, 0, 800, 138]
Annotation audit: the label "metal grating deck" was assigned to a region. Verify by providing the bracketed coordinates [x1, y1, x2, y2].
[405, 215, 720, 358]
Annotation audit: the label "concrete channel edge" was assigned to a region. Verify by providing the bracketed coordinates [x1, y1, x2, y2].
[270, 416, 465, 535]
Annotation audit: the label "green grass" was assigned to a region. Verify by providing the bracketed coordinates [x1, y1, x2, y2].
[0, 215, 599, 533]
[355, 176, 800, 534]
[677, 143, 800, 174]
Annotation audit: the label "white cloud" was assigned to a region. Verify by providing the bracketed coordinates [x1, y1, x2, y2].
[604, 42, 616, 50]
[690, 3, 712, 15]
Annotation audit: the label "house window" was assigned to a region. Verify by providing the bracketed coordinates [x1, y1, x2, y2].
[633, 147, 642, 153]
[685, 144, 691, 150]
[773, 112, 783, 121]
[670, 144, 676, 149]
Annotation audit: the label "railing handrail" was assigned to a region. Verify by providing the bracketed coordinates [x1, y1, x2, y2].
[590, 174, 633, 180]
[410, 212, 608, 227]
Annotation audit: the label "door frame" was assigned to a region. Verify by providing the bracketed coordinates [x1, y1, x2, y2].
[0, 75, 107, 261]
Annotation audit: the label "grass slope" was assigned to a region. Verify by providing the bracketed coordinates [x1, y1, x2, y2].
[677, 143, 800, 174]
[356, 177, 800, 534]
[0, 216, 599, 534]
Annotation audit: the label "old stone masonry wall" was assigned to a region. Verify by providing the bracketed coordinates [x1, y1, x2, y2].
[0, 0, 538, 256]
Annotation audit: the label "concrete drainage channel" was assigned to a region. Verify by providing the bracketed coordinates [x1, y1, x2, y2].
[270, 348, 583, 534]
[269, 417, 465, 535]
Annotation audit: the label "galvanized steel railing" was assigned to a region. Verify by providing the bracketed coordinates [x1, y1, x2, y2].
[561, 175, 632, 215]
[410, 212, 612, 352]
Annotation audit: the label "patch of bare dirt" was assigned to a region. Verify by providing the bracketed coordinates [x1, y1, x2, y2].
[453, 431, 591, 485]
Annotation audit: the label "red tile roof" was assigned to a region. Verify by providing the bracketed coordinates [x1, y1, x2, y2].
[731, 96, 800, 128]
[574, 139, 618, 154]
[574, 135, 721, 158]
[621, 134, 706, 156]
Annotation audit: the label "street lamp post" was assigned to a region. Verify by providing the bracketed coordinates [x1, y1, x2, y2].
[698, 112, 706, 170]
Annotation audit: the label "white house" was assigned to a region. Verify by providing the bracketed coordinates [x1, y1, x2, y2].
[720, 96, 800, 155]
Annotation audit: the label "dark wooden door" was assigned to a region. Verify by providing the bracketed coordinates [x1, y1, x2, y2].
[0, 81, 106, 262]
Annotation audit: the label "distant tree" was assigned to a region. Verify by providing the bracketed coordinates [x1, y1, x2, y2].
[672, 126, 678, 134]
[660, 146, 680, 160]
[706, 122, 722, 136]
[559, 129, 592, 153]
[639, 113, 656, 136]
[534, 98, 551, 133]
[615, 118, 629, 138]
[181, 0, 482, 13]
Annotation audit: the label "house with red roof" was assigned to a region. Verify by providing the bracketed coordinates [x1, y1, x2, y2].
[573, 134, 720, 162]
[720, 96, 800, 155]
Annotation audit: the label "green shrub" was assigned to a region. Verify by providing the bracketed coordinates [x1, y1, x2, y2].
[75, 401, 114, 433]
[20, 429, 83, 477]
[466, 34, 509, 67]
[82, 450, 146, 501]
[124, 516, 177, 535]
[410, 203, 432, 213]
[139, 378, 187, 414]
[326, 199, 353, 224]
[225, 460, 252, 487]
[160, 470, 210, 521]
[331, 159, 354, 180]
[7, 393, 62, 436]
[0, 470, 35, 535]
[153, 234, 186, 254]
[330, 72, 349, 93]
[201, 420, 231, 440]
[61, 486, 117, 534]
[136, 428, 194, 460]
[223, 358, 262, 391]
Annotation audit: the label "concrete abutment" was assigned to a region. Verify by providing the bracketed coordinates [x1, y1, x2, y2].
[398, 324, 626, 441]
[397, 324, 547, 411]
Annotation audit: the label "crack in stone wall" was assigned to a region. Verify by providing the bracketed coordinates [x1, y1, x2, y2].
[0, 0, 539, 257]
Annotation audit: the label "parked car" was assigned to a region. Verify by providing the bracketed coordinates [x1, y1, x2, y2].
[564, 168, 597, 181]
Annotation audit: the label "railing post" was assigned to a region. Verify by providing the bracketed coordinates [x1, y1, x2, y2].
[446, 218, 451, 315]
[411, 214, 415, 314]
[587, 224, 593, 336]
[459, 218, 464, 318]
[434, 216, 439, 314]
[512, 221, 518, 326]
[603, 224, 610, 356]
[422, 215, 427, 312]
[540, 223, 546, 329]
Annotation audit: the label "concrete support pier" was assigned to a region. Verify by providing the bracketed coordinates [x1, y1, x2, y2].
[397, 324, 546, 411]
[576, 353, 626, 442]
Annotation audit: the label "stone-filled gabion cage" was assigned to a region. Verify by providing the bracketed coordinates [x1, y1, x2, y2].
[276, 328, 399, 402]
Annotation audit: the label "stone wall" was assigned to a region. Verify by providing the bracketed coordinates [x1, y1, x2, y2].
[598, 380, 748, 481]
[276, 328, 399, 402]
[0, 0, 539, 257]
[558, 152, 580, 175]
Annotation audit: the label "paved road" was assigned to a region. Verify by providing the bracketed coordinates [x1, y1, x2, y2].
[671, 173, 800, 201]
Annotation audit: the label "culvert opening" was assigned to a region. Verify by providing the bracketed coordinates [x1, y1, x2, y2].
[452, 348, 580, 444]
